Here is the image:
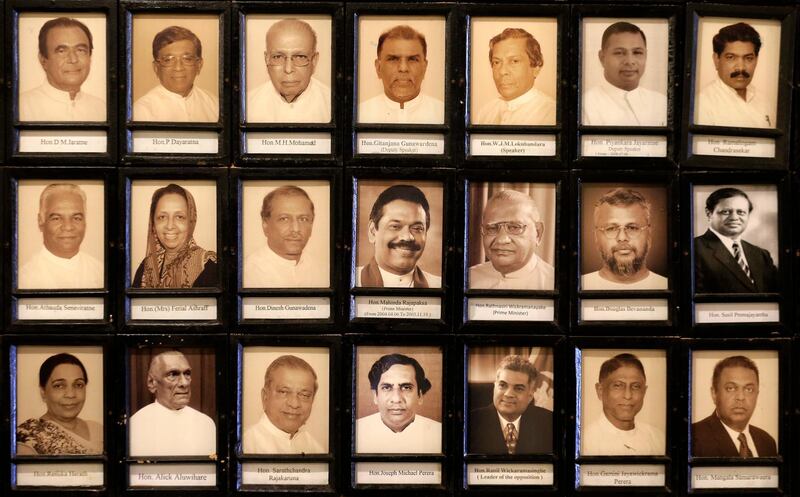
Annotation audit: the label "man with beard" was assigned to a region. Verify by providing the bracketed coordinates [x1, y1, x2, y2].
[582, 188, 667, 290]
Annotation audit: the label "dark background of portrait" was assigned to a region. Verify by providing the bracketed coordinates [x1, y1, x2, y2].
[467, 346, 554, 413]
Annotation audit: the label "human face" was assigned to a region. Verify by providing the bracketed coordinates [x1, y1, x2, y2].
[38, 26, 92, 95]
[493, 369, 535, 422]
[599, 31, 647, 91]
[706, 195, 750, 238]
[491, 37, 540, 100]
[153, 39, 202, 97]
[595, 365, 647, 431]
[368, 199, 427, 276]
[39, 190, 86, 259]
[266, 25, 318, 103]
[262, 366, 316, 435]
[40, 363, 86, 423]
[712, 366, 758, 432]
[374, 38, 428, 104]
[372, 364, 423, 432]
[481, 199, 541, 275]
[713, 41, 758, 96]
[263, 194, 314, 261]
[593, 203, 651, 278]
[153, 193, 190, 254]
[148, 353, 192, 410]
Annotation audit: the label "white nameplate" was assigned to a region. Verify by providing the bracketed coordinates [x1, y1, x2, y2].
[132, 131, 219, 154]
[691, 466, 778, 489]
[357, 132, 444, 155]
[692, 135, 775, 158]
[467, 463, 554, 486]
[16, 463, 104, 487]
[355, 462, 441, 485]
[578, 464, 665, 487]
[242, 297, 331, 320]
[581, 298, 668, 321]
[17, 297, 104, 320]
[246, 132, 332, 155]
[130, 297, 217, 320]
[241, 462, 329, 486]
[129, 463, 216, 487]
[581, 135, 667, 157]
[469, 133, 556, 156]
[19, 130, 107, 153]
[467, 298, 554, 322]
[695, 302, 779, 324]
[354, 296, 441, 320]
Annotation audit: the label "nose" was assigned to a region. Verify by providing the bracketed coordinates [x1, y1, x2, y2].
[66, 48, 79, 63]
[398, 57, 409, 72]
[62, 217, 75, 231]
[282, 57, 295, 74]
[494, 229, 512, 243]
[178, 373, 190, 387]
[389, 387, 403, 403]
[286, 392, 301, 408]
[289, 218, 300, 232]
[64, 385, 77, 398]
[623, 385, 634, 399]
[397, 226, 415, 241]
[615, 227, 629, 241]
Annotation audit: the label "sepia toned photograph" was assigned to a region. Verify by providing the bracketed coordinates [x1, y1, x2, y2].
[241, 180, 331, 289]
[241, 346, 330, 454]
[18, 13, 107, 122]
[579, 349, 666, 456]
[357, 16, 446, 124]
[354, 345, 443, 454]
[354, 180, 443, 289]
[131, 14, 220, 122]
[467, 346, 553, 455]
[17, 180, 105, 290]
[244, 15, 332, 123]
[470, 17, 558, 126]
[580, 184, 669, 291]
[129, 180, 219, 289]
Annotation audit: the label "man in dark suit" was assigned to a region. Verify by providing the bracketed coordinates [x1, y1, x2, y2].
[694, 187, 778, 293]
[692, 355, 777, 458]
[469, 355, 552, 454]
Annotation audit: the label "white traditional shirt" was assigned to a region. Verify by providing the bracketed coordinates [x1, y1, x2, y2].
[718, 415, 760, 457]
[581, 270, 668, 290]
[359, 93, 444, 124]
[582, 413, 665, 455]
[696, 77, 773, 128]
[128, 402, 216, 457]
[356, 412, 441, 453]
[18, 248, 103, 289]
[133, 84, 219, 122]
[243, 243, 328, 288]
[247, 77, 331, 123]
[355, 264, 442, 288]
[242, 412, 325, 454]
[469, 254, 555, 290]
[583, 79, 667, 126]
[474, 87, 556, 125]
[19, 82, 106, 122]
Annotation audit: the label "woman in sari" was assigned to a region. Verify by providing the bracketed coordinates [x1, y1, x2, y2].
[132, 183, 218, 288]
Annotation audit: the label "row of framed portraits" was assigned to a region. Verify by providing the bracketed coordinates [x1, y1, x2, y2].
[0, 334, 794, 496]
[0, 1, 797, 168]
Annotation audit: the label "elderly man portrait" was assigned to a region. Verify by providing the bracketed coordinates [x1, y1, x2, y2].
[356, 184, 441, 288]
[247, 18, 331, 123]
[129, 350, 216, 457]
[356, 353, 441, 453]
[133, 25, 219, 122]
[359, 24, 444, 124]
[19, 184, 103, 289]
[694, 187, 778, 293]
[583, 21, 667, 126]
[243, 355, 324, 454]
[696, 22, 773, 128]
[474, 27, 556, 125]
[692, 355, 777, 457]
[582, 188, 668, 290]
[469, 189, 554, 290]
[20, 17, 105, 121]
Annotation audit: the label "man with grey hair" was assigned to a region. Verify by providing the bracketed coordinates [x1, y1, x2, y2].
[19, 183, 103, 289]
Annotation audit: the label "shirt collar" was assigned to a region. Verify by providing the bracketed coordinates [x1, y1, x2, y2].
[155, 83, 196, 101]
[380, 92, 424, 111]
[260, 412, 306, 440]
[269, 78, 315, 104]
[502, 86, 539, 111]
[498, 254, 540, 279]
[41, 247, 81, 267]
[714, 76, 756, 103]
[599, 410, 637, 433]
[262, 242, 304, 268]
[496, 410, 521, 432]
[377, 265, 415, 287]
[709, 226, 742, 249]
[41, 81, 84, 103]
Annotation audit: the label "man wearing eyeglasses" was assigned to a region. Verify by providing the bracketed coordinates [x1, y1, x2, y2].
[469, 189, 554, 290]
[133, 26, 219, 122]
[582, 187, 667, 290]
[247, 19, 331, 123]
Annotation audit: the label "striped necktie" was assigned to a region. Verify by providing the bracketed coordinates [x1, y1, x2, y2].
[732, 241, 753, 284]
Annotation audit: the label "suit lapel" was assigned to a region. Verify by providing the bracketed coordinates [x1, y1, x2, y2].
[705, 232, 756, 291]
[709, 415, 740, 457]
[740, 241, 764, 291]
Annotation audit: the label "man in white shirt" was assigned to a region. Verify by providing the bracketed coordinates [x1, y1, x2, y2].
[247, 18, 331, 123]
[359, 25, 444, 124]
[469, 189, 554, 290]
[695, 22, 773, 128]
[19, 184, 103, 289]
[583, 21, 667, 126]
[20, 17, 106, 122]
[474, 28, 556, 125]
[133, 26, 218, 122]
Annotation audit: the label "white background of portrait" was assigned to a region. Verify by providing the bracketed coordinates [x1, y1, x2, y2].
[693, 17, 780, 124]
[241, 346, 330, 452]
[131, 14, 220, 103]
[130, 180, 217, 279]
[692, 184, 778, 266]
[16, 346, 104, 427]
[469, 17, 558, 121]
[17, 179, 105, 272]
[18, 13, 108, 99]
[692, 350, 779, 445]
[241, 180, 331, 288]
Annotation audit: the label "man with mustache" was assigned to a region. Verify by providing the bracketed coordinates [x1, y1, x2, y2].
[696, 22, 773, 128]
[694, 187, 778, 293]
[582, 188, 667, 290]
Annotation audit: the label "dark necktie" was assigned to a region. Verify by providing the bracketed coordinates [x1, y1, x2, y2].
[732, 241, 753, 283]
[738, 432, 753, 458]
[504, 423, 518, 454]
